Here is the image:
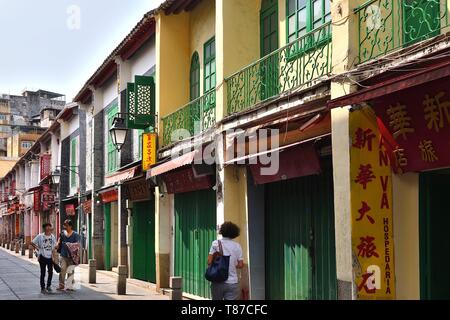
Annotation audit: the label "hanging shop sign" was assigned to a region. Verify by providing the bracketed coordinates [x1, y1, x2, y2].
[65, 204, 76, 216]
[41, 192, 55, 211]
[33, 189, 41, 213]
[350, 107, 396, 300]
[99, 189, 118, 204]
[82, 200, 92, 215]
[374, 78, 450, 173]
[142, 133, 157, 171]
[123, 178, 151, 201]
[163, 167, 214, 194]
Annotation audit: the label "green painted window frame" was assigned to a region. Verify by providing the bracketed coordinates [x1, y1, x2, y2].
[107, 103, 119, 174]
[286, 0, 331, 59]
[70, 137, 78, 188]
[190, 52, 200, 101]
[287, 0, 331, 42]
[203, 37, 216, 94]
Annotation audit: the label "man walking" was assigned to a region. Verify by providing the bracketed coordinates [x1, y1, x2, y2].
[31, 223, 57, 294]
[57, 219, 80, 291]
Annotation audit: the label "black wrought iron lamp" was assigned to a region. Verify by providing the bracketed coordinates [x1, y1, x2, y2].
[51, 166, 79, 185]
[109, 112, 158, 151]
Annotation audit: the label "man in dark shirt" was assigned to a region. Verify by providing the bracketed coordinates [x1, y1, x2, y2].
[57, 219, 80, 291]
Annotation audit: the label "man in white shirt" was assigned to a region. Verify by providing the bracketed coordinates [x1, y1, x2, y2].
[31, 223, 56, 294]
[208, 222, 244, 300]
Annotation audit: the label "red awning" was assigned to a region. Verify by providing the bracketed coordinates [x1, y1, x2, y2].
[105, 166, 137, 186]
[249, 142, 322, 185]
[163, 166, 214, 194]
[328, 59, 450, 109]
[147, 150, 197, 179]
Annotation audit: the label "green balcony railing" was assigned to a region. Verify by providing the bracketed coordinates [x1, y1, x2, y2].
[226, 22, 332, 115]
[162, 90, 216, 146]
[356, 0, 449, 64]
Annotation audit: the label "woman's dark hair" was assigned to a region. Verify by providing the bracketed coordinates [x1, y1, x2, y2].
[219, 222, 240, 239]
[42, 223, 52, 229]
[63, 219, 73, 228]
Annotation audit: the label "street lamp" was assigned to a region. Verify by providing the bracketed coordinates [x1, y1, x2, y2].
[109, 116, 129, 151]
[51, 168, 61, 185]
[109, 112, 158, 151]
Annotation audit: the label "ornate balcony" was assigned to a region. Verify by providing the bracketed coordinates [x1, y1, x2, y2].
[161, 90, 216, 147]
[355, 0, 449, 64]
[226, 22, 332, 115]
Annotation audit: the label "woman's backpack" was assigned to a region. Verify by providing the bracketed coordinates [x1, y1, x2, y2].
[205, 240, 230, 283]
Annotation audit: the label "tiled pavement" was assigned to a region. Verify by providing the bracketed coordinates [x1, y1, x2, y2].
[0, 246, 168, 300]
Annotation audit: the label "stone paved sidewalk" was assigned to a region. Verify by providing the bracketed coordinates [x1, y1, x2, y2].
[0, 246, 168, 300]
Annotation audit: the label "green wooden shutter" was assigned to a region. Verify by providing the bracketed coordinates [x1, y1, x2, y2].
[134, 76, 155, 129]
[104, 203, 112, 271]
[107, 103, 119, 173]
[174, 189, 216, 298]
[132, 200, 156, 283]
[126, 82, 136, 129]
[265, 159, 336, 300]
[70, 137, 77, 188]
[203, 38, 216, 112]
[419, 170, 450, 299]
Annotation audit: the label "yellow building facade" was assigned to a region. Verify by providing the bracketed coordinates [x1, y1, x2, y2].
[149, 0, 450, 300]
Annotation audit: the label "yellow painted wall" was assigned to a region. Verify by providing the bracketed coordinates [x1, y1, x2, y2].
[216, 0, 261, 120]
[392, 173, 420, 300]
[156, 12, 190, 145]
[223, 166, 249, 290]
[190, 0, 216, 96]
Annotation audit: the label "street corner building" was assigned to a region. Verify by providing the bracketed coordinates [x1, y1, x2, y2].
[1, 0, 450, 301]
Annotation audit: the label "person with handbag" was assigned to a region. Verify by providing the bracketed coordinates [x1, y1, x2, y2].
[206, 221, 244, 300]
[31, 223, 57, 294]
[56, 219, 80, 291]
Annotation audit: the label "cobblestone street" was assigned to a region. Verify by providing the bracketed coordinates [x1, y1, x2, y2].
[0, 247, 168, 300]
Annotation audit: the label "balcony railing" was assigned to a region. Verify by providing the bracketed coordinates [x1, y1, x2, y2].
[161, 90, 216, 146]
[226, 22, 332, 115]
[356, 0, 449, 64]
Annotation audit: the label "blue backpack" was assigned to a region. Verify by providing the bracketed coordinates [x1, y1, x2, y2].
[205, 240, 230, 283]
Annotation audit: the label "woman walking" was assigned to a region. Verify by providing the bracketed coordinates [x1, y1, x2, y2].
[207, 221, 244, 300]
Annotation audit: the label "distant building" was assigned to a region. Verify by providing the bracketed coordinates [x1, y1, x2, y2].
[0, 89, 65, 177]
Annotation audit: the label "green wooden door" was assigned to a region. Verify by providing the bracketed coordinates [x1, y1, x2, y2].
[104, 203, 111, 271]
[265, 159, 337, 300]
[174, 189, 216, 298]
[403, 0, 441, 46]
[260, 0, 279, 101]
[132, 200, 156, 283]
[419, 170, 450, 299]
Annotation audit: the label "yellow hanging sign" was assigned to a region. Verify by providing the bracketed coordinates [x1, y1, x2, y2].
[349, 107, 396, 300]
[142, 133, 157, 171]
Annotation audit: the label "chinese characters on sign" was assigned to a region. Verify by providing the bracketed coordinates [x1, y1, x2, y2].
[142, 133, 157, 171]
[376, 80, 450, 173]
[350, 107, 396, 300]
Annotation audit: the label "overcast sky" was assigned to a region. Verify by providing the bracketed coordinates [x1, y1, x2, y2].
[0, 0, 164, 101]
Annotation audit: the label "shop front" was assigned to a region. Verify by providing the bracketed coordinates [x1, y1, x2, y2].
[147, 151, 216, 299]
[98, 188, 119, 271]
[224, 108, 337, 300]
[329, 58, 450, 299]
[123, 177, 156, 283]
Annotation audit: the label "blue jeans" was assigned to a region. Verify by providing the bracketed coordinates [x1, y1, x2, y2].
[211, 282, 240, 300]
[38, 256, 53, 289]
